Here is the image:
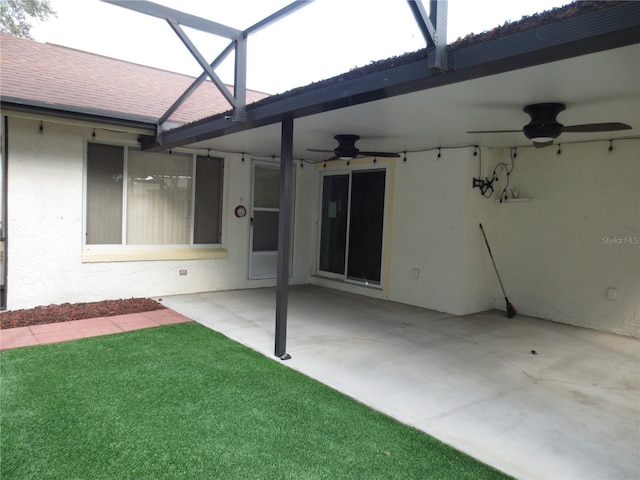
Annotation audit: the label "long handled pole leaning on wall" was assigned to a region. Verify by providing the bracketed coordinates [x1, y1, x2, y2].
[479, 223, 517, 318]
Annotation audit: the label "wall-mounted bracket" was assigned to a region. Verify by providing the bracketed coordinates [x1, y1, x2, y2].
[473, 176, 496, 196]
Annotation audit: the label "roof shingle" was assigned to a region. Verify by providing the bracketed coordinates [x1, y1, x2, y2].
[0, 33, 269, 125]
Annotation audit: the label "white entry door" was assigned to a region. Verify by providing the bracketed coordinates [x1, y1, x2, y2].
[249, 162, 293, 279]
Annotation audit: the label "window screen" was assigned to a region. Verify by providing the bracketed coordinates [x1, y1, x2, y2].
[86, 143, 224, 246]
[86, 143, 124, 244]
[126, 150, 192, 245]
[194, 155, 223, 244]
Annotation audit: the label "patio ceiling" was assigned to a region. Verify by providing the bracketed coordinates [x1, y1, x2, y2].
[185, 44, 639, 160]
[151, 2, 639, 160]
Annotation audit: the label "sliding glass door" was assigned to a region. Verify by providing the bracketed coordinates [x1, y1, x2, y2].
[318, 169, 386, 285]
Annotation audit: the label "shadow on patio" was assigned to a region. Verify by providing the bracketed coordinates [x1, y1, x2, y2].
[159, 285, 639, 480]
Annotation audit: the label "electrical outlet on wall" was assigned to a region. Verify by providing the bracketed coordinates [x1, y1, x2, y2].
[179, 269, 187, 276]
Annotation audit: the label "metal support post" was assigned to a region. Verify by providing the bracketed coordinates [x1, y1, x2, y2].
[233, 35, 248, 123]
[430, 0, 448, 70]
[275, 116, 294, 359]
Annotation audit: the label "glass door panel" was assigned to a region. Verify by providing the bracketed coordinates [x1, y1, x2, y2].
[254, 166, 280, 208]
[319, 174, 349, 275]
[252, 211, 279, 252]
[347, 170, 385, 284]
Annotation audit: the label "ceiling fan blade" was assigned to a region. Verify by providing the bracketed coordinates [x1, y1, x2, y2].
[466, 130, 522, 134]
[307, 148, 335, 153]
[562, 122, 632, 133]
[358, 151, 400, 158]
[533, 140, 554, 148]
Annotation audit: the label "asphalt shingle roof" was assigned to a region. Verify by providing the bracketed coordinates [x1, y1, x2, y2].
[0, 33, 269, 125]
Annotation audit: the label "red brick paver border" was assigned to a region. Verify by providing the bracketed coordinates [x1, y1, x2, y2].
[0, 309, 193, 351]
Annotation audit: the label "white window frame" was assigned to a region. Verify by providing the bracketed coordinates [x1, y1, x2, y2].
[82, 141, 227, 263]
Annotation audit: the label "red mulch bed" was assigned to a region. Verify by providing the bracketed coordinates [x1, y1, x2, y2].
[0, 298, 166, 329]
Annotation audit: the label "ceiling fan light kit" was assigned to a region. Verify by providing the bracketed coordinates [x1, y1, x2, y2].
[523, 102, 565, 145]
[467, 102, 632, 147]
[308, 134, 400, 162]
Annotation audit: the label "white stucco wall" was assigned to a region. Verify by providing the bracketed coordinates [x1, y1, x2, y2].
[307, 143, 638, 337]
[6, 115, 638, 337]
[491, 141, 639, 337]
[387, 148, 497, 316]
[6, 117, 312, 310]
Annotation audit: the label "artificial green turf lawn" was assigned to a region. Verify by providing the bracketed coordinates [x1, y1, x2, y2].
[1, 323, 511, 479]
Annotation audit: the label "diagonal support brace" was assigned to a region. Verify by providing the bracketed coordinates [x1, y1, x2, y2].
[167, 19, 239, 110]
[407, 0, 448, 70]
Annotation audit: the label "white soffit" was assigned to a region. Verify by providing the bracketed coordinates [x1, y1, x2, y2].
[187, 44, 639, 159]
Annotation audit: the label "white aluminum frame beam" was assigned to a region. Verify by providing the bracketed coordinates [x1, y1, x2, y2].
[407, 0, 448, 69]
[102, 0, 242, 38]
[101, 0, 314, 127]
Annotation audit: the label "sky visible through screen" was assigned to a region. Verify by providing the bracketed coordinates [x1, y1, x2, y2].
[31, 0, 570, 94]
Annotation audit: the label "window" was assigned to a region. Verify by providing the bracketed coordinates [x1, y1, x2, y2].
[86, 143, 223, 246]
[319, 169, 386, 285]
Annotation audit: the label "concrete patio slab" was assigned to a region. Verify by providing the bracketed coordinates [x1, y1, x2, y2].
[159, 285, 640, 480]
